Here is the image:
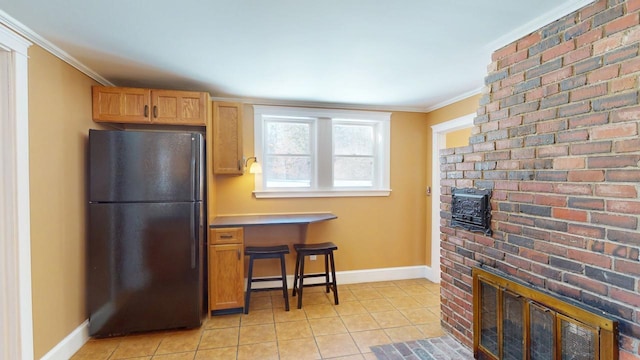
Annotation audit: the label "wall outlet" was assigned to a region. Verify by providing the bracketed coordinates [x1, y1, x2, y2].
[310, 255, 317, 261]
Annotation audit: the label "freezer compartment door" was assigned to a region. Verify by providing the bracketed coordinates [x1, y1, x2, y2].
[88, 202, 203, 337]
[89, 130, 204, 202]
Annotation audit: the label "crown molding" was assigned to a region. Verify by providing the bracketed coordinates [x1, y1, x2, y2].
[0, 9, 114, 86]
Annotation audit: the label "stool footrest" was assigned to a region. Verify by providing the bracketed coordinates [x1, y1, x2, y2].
[250, 277, 286, 283]
[248, 287, 286, 292]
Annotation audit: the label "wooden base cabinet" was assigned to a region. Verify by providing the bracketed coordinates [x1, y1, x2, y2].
[208, 228, 244, 312]
[92, 86, 209, 126]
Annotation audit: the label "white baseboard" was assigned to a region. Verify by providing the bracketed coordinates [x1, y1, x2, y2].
[40, 320, 89, 360]
[45, 265, 437, 359]
[250, 265, 437, 289]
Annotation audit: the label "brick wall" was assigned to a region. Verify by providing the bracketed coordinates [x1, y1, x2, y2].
[439, 0, 640, 358]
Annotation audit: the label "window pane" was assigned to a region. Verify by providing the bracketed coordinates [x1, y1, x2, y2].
[265, 155, 311, 188]
[334, 157, 373, 187]
[334, 124, 373, 155]
[266, 121, 310, 154]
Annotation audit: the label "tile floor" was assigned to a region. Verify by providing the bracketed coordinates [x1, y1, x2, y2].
[72, 278, 450, 360]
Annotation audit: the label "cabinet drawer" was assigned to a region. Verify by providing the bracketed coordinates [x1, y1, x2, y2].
[210, 227, 243, 244]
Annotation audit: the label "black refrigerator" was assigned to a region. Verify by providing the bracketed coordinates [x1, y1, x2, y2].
[87, 129, 205, 337]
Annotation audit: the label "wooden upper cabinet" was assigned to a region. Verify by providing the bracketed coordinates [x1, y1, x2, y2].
[151, 90, 208, 126]
[212, 101, 243, 175]
[92, 86, 209, 126]
[92, 86, 151, 123]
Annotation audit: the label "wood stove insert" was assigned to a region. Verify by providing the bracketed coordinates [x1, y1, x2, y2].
[451, 187, 492, 235]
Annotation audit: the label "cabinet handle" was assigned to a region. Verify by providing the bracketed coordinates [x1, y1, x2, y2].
[220, 234, 233, 239]
[238, 160, 242, 171]
[153, 105, 158, 118]
[144, 105, 149, 117]
[237, 250, 241, 260]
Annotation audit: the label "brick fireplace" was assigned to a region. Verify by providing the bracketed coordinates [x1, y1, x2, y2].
[439, 0, 640, 359]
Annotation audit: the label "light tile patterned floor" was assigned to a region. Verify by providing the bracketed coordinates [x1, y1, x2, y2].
[72, 279, 464, 360]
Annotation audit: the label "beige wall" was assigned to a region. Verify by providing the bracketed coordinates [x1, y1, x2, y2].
[446, 128, 472, 148]
[422, 95, 481, 264]
[28, 45, 100, 358]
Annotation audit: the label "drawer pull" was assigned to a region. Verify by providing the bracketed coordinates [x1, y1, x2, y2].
[237, 250, 241, 260]
[220, 234, 233, 239]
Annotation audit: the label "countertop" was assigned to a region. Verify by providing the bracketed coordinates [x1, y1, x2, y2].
[209, 212, 337, 228]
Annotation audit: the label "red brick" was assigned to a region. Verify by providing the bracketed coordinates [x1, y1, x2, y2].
[557, 129, 589, 143]
[519, 248, 549, 264]
[594, 32, 624, 55]
[554, 157, 585, 169]
[541, 67, 573, 85]
[615, 138, 640, 152]
[605, 12, 640, 36]
[538, 145, 569, 158]
[564, 46, 592, 65]
[553, 208, 588, 222]
[520, 182, 555, 193]
[568, 223, 606, 238]
[493, 42, 519, 61]
[615, 258, 640, 276]
[499, 51, 528, 70]
[542, 41, 576, 62]
[611, 75, 637, 93]
[537, 119, 568, 133]
[595, 184, 638, 198]
[570, 141, 612, 155]
[620, 57, 640, 75]
[628, 0, 640, 12]
[564, 273, 609, 295]
[534, 194, 567, 207]
[592, 212, 638, 229]
[576, 28, 604, 48]
[610, 106, 640, 123]
[610, 287, 640, 308]
[568, 113, 609, 128]
[580, 0, 607, 18]
[567, 170, 605, 182]
[473, 142, 495, 152]
[608, 200, 640, 214]
[592, 123, 639, 140]
[517, 32, 542, 52]
[586, 64, 620, 83]
[498, 116, 522, 129]
[570, 83, 608, 101]
[554, 183, 593, 195]
[509, 192, 534, 203]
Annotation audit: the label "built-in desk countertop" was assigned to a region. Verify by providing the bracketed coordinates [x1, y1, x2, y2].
[210, 212, 337, 228]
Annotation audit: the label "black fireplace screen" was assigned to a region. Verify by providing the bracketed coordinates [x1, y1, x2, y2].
[451, 187, 492, 235]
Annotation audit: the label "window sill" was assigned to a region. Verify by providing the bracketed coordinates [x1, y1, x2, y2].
[253, 189, 392, 199]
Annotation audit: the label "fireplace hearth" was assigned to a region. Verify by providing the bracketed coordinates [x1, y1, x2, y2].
[473, 267, 618, 360]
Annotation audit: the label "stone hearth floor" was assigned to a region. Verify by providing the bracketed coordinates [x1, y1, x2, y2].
[370, 335, 474, 360]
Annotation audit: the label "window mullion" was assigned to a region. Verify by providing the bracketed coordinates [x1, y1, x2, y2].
[316, 117, 332, 189]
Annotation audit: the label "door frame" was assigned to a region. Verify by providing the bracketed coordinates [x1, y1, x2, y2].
[430, 113, 474, 283]
[0, 24, 33, 360]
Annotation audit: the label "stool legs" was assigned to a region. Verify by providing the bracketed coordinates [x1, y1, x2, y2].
[279, 253, 290, 311]
[244, 255, 255, 314]
[292, 249, 338, 309]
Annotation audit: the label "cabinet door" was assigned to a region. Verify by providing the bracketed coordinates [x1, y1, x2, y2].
[151, 90, 208, 126]
[212, 101, 243, 174]
[209, 244, 244, 311]
[92, 86, 151, 123]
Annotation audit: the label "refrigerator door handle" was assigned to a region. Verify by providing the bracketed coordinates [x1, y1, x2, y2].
[191, 207, 197, 269]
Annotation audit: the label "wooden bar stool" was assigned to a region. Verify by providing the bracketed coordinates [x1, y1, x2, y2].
[292, 242, 338, 309]
[244, 245, 290, 314]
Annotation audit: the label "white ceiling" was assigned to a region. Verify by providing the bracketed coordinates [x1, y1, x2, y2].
[0, 0, 593, 112]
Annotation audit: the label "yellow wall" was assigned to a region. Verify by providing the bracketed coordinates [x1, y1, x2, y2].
[214, 106, 430, 274]
[423, 95, 481, 264]
[446, 127, 472, 148]
[28, 45, 100, 358]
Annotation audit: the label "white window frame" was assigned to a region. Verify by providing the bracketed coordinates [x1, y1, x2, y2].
[253, 105, 391, 198]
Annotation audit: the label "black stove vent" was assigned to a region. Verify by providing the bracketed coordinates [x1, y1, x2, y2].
[451, 187, 492, 235]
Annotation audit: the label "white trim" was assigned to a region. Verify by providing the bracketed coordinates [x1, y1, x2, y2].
[430, 114, 475, 284]
[40, 321, 89, 360]
[0, 23, 33, 360]
[424, 88, 483, 113]
[249, 265, 433, 289]
[253, 189, 391, 199]
[0, 9, 113, 86]
[485, 0, 595, 52]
